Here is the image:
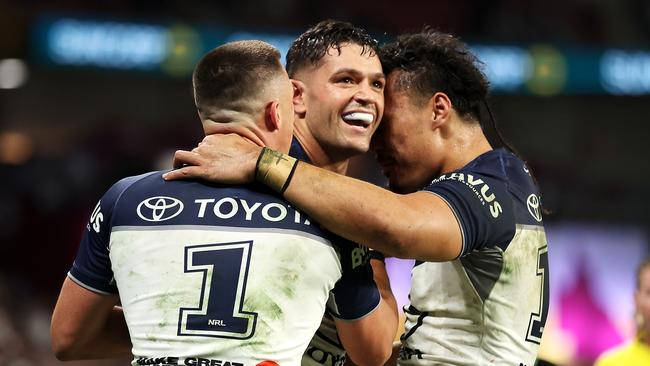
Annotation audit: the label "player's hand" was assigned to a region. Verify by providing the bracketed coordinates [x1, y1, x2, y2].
[163, 133, 262, 184]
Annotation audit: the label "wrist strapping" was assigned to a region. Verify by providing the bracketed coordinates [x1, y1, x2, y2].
[369, 250, 386, 262]
[255, 147, 298, 194]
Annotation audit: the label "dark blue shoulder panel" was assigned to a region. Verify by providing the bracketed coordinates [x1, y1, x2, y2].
[69, 172, 155, 294]
[109, 172, 325, 237]
[423, 149, 543, 255]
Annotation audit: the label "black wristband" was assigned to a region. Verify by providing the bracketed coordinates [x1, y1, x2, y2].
[369, 250, 386, 262]
[280, 160, 299, 195]
[254, 147, 268, 181]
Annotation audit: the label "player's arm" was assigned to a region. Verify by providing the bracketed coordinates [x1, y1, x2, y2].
[345, 342, 400, 366]
[164, 136, 462, 262]
[369, 253, 398, 319]
[283, 163, 461, 261]
[335, 301, 394, 366]
[51, 277, 132, 360]
[336, 256, 398, 366]
[370, 252, 400, 366]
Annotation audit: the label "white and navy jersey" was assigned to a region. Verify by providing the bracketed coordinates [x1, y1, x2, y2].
[399, 149, 549, 366]
[69, 171, 380, 366]
[289, 139, 371, 366]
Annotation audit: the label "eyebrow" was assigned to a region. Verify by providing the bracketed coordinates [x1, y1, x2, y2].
[332, 68, 385, 79]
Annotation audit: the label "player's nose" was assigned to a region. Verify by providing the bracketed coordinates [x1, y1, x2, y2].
[353, 81, 379, 106]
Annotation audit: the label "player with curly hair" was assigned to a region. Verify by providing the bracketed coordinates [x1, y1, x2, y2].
[166, 29, 550, 366]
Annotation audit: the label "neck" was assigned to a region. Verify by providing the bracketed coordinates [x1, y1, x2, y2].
[439, 121, 492, 175]
[202, 111, 266, 147]
[293, 119, 349, 174]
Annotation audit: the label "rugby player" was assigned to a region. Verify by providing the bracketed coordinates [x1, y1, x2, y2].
[165, 30, 550, 366]
[51, 40, 389, 366]
[283, 20, 398, 366]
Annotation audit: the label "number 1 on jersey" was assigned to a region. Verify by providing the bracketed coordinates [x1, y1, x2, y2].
[178, 241, 258, 339]
[526, 245, 549, 344]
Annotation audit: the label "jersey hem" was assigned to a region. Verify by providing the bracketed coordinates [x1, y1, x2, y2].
[67, 272, 116, 295]
[329, 297, 381, 322]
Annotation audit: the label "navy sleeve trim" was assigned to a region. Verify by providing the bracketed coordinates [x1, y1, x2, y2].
[423, 191, 467, 258]
[67, 272, 117, 295]
[329, 298, 381, 322]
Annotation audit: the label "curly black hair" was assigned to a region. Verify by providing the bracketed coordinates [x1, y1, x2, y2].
[286, 19, 379, 77]
[379, 29, 489, 122]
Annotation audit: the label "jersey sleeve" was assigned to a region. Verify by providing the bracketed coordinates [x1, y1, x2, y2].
[68, 176, 139, 294]
[424, 172, 515, 256]
[326, 240, 381, 321]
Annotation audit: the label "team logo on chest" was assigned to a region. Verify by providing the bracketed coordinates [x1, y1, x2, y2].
[137, 196, 184, 222]
[526, 194, 543, 222]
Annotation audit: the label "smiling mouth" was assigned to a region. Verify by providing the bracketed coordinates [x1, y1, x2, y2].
[342, 112, 374, 128]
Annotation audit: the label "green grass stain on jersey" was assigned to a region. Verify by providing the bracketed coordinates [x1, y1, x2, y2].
[244, 292, 283, 321]
[271, 244, 308, 299]
[235, 244, 313, 353]
[502, 227, 542, 280]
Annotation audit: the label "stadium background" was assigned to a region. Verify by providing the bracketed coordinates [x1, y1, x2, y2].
[1, 0, 649, 365]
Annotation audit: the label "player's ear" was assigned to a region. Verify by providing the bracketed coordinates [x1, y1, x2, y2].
[291, 79, 306, 118]
[265, 100, 282, 132]
[429, 92, 452, 129]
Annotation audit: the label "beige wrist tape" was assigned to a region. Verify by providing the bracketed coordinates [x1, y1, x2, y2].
[255, 147, 298, 194]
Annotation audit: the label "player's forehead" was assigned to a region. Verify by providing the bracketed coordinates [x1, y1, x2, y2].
[385, 72, 412, 103]
[385, 70, 426, 107]
[316, 42, 382, 74]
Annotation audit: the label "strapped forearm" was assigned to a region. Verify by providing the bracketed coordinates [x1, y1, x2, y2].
[255, 147, 298, 194]
[253, 148, 462, 261]
[254, 148, 409, 257]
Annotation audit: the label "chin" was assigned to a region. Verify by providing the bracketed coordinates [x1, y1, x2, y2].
[352, 139, 373, 153]
[338, 142, 370, 156]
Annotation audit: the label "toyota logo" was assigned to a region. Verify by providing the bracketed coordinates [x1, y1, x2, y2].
[526, 194, 543, 222]
[137, 196, 184, 222]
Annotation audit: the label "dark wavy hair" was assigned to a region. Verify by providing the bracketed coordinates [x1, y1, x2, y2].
[379, 29, 489, 122]
[286, 19, 378, 77]
[380, 28, 534, 183]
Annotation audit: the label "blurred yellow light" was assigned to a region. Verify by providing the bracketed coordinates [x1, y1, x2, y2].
[526, 45, 568, 96]
[161, 25, 202, 77]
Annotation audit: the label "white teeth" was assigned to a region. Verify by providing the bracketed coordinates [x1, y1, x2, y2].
[342, 112, 374, 124]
